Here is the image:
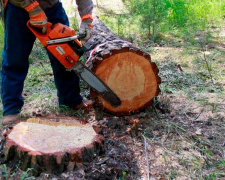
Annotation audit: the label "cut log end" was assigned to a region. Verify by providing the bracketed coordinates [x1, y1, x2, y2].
[4, 116, 104, 174]
[83, 16, 161, 115]
[89, 48, 160, 115]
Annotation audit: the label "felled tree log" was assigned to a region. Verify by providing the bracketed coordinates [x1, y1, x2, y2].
[83, 16, 161, 115]
[4, 116, 104, 174]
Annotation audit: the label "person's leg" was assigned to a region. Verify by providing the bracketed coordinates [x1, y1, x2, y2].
[1, 3, 36, 118]
[45, 2, 84, 108]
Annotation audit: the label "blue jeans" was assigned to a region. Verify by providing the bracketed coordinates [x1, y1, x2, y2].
[1, 2, 82, 116]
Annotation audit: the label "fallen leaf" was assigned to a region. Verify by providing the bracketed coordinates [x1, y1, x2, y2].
[195, 129, 202, 135]
[61, 173, 70, 178]
[119, 136, 127, 140]
[138, 112, 147, 118]
[111, 133, 116, 139]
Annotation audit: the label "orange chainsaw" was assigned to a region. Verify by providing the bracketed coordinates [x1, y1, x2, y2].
[27, 21, 121, 107]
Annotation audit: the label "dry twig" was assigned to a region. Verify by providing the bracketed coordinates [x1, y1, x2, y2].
[201, 43, 214, 84]
[142, 135, 150, 180]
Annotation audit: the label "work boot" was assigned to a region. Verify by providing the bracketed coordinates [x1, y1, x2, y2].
[2, 114, 19, 126]
[74, 99, 94, 110]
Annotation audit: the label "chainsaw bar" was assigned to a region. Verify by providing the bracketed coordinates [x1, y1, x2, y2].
[27, 21, 121, 107]
[71, 62, 121, 107]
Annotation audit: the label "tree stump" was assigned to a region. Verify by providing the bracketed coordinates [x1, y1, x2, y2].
[84, 16, 161, 115]
[4, 116, 104, 174]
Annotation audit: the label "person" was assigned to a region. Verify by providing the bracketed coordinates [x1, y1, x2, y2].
[1, 0, 94, 125]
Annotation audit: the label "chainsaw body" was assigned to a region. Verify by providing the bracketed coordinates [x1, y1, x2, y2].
[27, 21, 122, 107]
[27, 22, 83, 69]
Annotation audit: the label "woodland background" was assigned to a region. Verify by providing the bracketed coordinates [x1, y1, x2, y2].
[0, 0, 225, 179]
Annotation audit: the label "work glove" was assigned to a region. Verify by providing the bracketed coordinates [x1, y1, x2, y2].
[79, 14, 93, 41]
[25, 1, 48, 34]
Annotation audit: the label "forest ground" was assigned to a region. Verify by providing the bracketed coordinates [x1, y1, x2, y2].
[0, 0, 225, 179]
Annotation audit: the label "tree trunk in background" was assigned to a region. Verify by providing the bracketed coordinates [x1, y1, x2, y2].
[83, 16, 161, 116]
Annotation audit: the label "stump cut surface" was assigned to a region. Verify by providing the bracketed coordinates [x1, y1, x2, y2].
[8, 121, 96, 154]
[5, 116, 104, 173]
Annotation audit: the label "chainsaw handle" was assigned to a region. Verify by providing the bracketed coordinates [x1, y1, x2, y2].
[27, 20, 52, 47]
[27, 20, 52, 34]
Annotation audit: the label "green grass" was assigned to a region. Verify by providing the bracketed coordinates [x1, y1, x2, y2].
[99, 0, 225, 43]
